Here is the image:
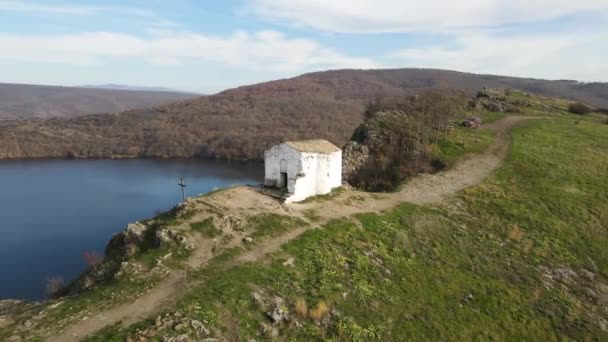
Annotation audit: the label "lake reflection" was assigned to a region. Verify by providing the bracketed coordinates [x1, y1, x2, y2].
[0, 159, 262, 300]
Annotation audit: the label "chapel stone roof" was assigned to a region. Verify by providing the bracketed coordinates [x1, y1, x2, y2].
[284, 139, 341, 154]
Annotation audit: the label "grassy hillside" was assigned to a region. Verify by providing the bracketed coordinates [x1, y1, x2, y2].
[88, 112, 605, 339]
[0, 69, 607, 160]
[1, 91, 607, 341]
[91, 119, 608, 341]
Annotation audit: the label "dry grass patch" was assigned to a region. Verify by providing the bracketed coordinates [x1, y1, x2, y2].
[294, 298, 308, 318]
[308, 301, 330, 322]
[508, 224, 524, 241]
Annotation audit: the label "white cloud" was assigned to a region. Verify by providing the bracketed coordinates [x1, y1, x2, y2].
[249, 0, 608, 33]
[0, 31, 378, 73]
[393, 31, 608, 82]
[0, 0, 100, 15]
[0, 1, 177, 27]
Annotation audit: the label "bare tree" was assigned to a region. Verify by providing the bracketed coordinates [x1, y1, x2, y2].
[45, 275, 65, 298]
[83, 250, 103, 271]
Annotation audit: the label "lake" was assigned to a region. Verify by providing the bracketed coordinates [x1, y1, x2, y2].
[0, 159, 262, 300]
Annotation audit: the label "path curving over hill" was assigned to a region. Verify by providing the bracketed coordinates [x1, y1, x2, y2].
[47, 115, 532, 341]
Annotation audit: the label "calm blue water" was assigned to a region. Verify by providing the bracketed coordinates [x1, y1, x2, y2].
[0, 159, 262, 300]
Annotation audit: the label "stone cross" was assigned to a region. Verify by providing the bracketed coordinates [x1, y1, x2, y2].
[178, 177, 187, 202]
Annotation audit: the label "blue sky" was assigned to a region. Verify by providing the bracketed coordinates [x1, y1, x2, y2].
[0, 0, 607, 93]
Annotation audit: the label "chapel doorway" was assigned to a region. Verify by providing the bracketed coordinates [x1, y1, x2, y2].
[280, 172, 288, 190]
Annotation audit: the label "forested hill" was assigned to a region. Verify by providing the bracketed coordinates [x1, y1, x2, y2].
[0, 83, 195, 120]
[0, 68, 606, 160]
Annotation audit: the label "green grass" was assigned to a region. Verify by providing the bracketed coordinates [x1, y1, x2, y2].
[479, 111, 506, 123]
[435, 126, 495, 167]
[302, 209, 321, 222]
[298, 187, 346, 203]
[134, 217, 191, 268]
[89, 115, 608, 340]
[245, 213, 307, 239]
[191, 217, 222, 238]
[0, 276, 159, 341]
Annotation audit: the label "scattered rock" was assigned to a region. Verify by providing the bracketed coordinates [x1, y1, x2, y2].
[156, 229, 174, 246]
[8, 335, 21, 342]
[191, 319, 210, 336]
[175, 198, 197, 217]
[243, 237, 254, 244]
[267, 296, 289, 324]
[462, 293, 474, 303]
[48, 301, 63, 310]
[115, 262, 144, 278]
[282, 258, 295, 267]
[260, 322, 279, 337]
[219, 215, 244, 232]
[251, 291, 265, 308]
[163, 334, 190, 342]
[125, 222, 148, 243]
[582, 269, 596, 281]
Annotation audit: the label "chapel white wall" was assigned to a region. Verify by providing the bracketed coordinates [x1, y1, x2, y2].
[264, 144, 301, 194]
[286, 150, 342, 203]
[264, 144, 342, 204]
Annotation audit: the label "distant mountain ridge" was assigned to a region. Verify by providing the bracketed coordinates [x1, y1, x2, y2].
[0, 68, 606, 160]
[0, 83, 196, 120]
[80, 84, 194, 93]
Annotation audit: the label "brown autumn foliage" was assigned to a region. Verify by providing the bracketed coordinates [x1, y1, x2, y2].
[349, 90, 468, 191]
[83, 250, 103, 271]
[0, 83, 194, 120]
[0, 69, 607, 161]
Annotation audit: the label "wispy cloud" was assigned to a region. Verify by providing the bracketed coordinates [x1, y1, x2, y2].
[0, 1, 178, 27]
[0, 30, 379, 73]
[0, 0, 100, 15]
[393, 30, 608, 82]
[248, 0, 608, 33]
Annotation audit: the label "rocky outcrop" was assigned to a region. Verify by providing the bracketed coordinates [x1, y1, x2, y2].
[106, 221, 149, 259]
[469, 88, 517, 112]
[341, 105, 426, 188]
[469, 88, 557, 113]
[121, 311, 216, 341]
[155, 229, 195, 251]
[342, 141, 370, 184]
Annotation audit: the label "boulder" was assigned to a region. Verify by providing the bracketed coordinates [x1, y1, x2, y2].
[342, 141, 370, 181]
[267, 296, 289, 324]
[125, 222, 147, 243]
[155, 229, 174, 246]
[191, 319, 210, 336]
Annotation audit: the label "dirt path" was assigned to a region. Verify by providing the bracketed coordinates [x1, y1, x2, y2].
[47, 115, 531, 341]
[291, 115, 531, 217]
[48, 271, 188, 342]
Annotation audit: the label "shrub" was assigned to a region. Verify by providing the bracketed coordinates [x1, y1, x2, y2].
[597, 108, 608, 115]
[309, 301, 330, 321]
[83, 250, 103, 271]
[294, 298, 308, 317]
[568, 102, 593, 115]
[191, 217, 221, 238]
[45, 275, 65, 298]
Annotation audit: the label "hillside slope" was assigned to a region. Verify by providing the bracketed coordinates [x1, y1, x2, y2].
[0, 68, 606, 160]
[2, 92, 607, 341]
[0, 83, 195, 120]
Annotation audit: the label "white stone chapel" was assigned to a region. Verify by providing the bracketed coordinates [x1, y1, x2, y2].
[264, 139, 342, 203]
